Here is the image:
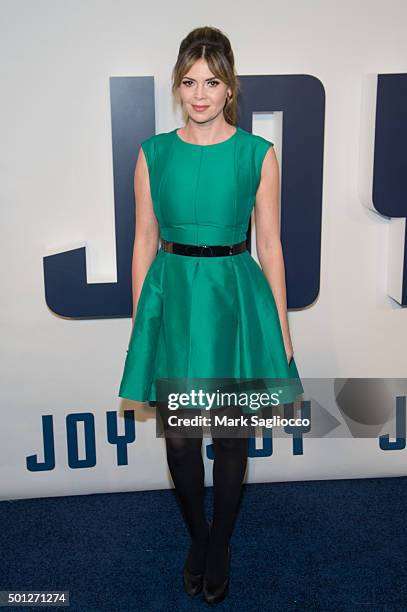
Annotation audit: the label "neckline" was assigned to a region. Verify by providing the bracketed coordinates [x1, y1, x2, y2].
[174, 126, 239, 147]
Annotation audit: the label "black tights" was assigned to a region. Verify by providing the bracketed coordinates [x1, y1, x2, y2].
[157, 402, 249, 582]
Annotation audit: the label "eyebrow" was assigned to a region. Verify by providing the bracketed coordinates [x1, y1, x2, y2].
[182, 76, 219, 81]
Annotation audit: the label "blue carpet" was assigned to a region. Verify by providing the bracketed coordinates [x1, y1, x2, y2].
[1, 476, 407, 611]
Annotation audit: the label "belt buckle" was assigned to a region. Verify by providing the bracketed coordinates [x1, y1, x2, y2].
[200, 245, 211, 257]
[229, 245, 234, 255]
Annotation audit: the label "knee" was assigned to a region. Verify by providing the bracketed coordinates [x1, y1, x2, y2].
[165, 435, 202, 464]
[212, 436, 248, 455]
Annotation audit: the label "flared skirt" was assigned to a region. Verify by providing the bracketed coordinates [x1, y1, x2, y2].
[118, 248, 304, 413]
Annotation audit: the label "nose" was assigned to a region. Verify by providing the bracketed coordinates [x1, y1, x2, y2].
[194, 84, 207, 101]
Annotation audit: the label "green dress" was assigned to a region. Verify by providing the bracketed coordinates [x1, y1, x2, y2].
[118, 126, 304, 413]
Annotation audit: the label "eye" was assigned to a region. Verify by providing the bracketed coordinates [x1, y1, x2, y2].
[182, 80, 194, 87]
[207, 80, 220, 87]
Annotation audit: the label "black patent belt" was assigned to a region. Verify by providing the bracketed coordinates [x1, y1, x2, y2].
[161, 239, 247, 257]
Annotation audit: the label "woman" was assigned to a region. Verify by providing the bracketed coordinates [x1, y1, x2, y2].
[119, 26, 303, 604]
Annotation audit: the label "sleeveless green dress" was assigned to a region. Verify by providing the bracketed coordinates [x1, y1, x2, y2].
[118, 126, 304, 413]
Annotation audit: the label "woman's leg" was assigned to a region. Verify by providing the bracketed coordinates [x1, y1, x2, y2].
[206, 404, 249, 584]
[157, 402, 210, 574]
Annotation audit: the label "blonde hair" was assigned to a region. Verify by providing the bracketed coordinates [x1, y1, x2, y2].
[171, 26, 240, 126]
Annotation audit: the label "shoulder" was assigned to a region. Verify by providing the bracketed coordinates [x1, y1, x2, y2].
[140, 130, 174, 162]
[237, 127, 274, 162]
[139, 131, 174, 172]
[236, 129, 275, 191]
[141, 130, 173, 150]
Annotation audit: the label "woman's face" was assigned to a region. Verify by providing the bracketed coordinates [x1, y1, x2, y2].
[178, 58, 231, 123]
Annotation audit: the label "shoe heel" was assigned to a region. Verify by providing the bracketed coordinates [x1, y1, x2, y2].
[202, 545, 231, 604]
[183, 565, 203, 596]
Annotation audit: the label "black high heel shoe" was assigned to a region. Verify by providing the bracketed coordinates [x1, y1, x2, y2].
[183, 531, 211, 596]
[202, 545, 230, 604]
[183, 564, 204, 596]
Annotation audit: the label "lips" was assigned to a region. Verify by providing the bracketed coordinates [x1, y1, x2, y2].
[192, 105, 209, 111]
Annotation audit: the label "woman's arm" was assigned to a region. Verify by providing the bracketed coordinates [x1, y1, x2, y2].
[131, 146, 160, 325]
[253, 145, 294, 362]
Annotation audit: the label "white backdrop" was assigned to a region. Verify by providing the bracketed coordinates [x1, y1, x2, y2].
[1, 0, 407, 501]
